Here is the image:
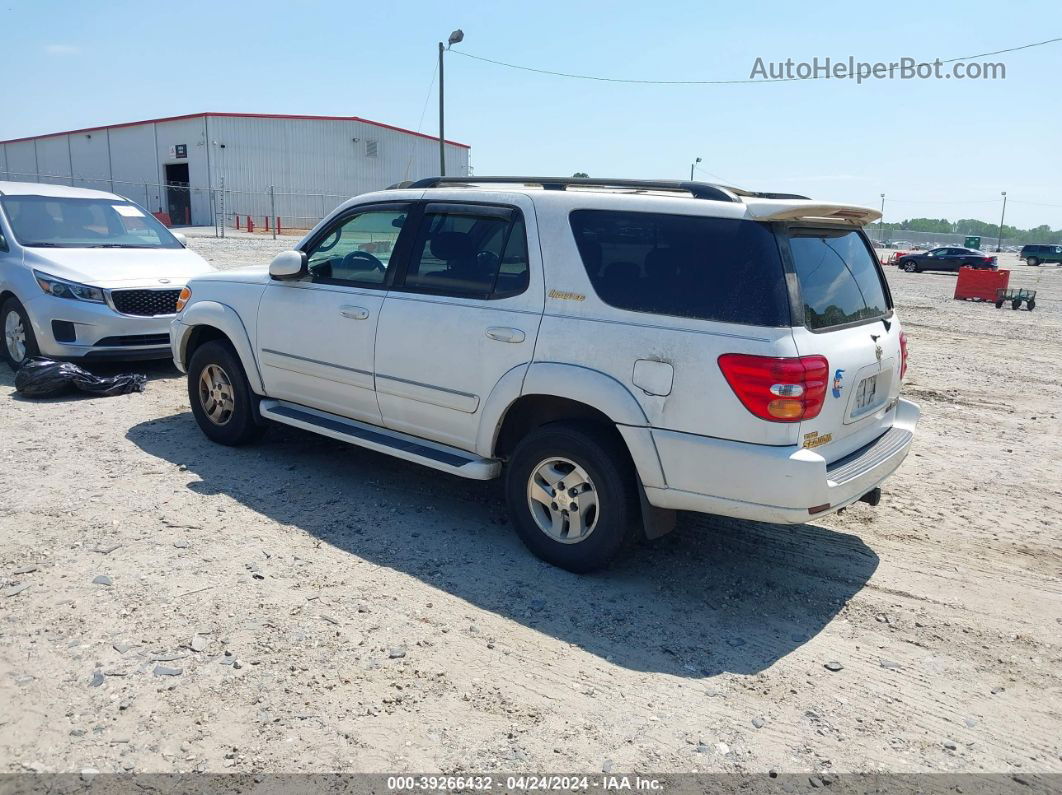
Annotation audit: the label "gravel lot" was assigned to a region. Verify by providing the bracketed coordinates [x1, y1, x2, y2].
[1, 232, 1060, 775]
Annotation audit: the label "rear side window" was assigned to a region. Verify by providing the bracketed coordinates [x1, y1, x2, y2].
[401, 206, 529, 299]
[569, 210, 789, 326]
[788, 228, 890, 330]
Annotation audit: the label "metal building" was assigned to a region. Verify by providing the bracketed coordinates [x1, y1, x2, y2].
[0, 112, 470, 228]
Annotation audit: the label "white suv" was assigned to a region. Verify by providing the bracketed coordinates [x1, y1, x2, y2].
[171, 177, 919, 572]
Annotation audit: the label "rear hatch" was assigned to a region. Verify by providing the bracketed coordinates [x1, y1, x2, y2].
[783, 225, 904, 462]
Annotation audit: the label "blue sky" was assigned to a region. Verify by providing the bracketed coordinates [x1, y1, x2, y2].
[3, 0, 1061, 228]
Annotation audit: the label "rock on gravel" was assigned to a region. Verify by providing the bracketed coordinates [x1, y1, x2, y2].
[92, 575, 113, 586]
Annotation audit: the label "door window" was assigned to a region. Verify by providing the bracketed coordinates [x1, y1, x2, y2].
[400, 206, 529, 299]
[305, 207, 408, 287]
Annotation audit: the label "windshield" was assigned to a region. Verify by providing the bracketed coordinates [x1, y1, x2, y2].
[788, 227, 891, 330]
[0, 196, 182, 249]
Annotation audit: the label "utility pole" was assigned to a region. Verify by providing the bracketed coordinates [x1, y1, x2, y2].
[879, 193, 885, 243]
[438, 29, 464, 177]
[997, 191, 1007, 252]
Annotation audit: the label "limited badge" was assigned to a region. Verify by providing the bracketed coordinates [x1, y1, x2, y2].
[803, 431, 833, 449]
[832, 368, 845, 398]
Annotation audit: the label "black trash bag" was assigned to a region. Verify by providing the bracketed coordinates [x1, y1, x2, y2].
[14, 357, 147, 398]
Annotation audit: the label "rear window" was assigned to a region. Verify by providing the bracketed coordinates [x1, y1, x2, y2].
[569, 210, 789, 327]
[788, 228, 890, 330]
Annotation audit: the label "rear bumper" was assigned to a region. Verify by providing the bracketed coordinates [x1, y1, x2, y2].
[644, 398, 920, 524]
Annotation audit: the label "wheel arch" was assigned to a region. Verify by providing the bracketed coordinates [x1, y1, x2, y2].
[178, 300, 264, 394]
[478, 362, 666, 492]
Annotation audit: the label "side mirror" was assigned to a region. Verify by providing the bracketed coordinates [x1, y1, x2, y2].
[269, 250, 308, 280]
[172, 232, 188, 247]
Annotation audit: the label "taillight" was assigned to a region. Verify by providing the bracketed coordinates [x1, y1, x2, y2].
[899, 331, 909, 380]
[718, 354, 829, 423]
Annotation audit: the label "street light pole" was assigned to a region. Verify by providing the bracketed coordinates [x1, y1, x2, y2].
[438, 29, 464, 177]
[879, 193, 885, 243]
[997, 191, 1007, 252]
[690, 157, 701, 181]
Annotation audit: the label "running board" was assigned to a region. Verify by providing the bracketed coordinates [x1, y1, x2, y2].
[259, 400, 501, 480]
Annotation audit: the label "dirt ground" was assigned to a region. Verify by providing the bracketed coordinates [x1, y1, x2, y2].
[1, 232, 1060, 776]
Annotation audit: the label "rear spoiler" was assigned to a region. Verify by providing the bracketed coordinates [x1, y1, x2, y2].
[743, 199, 881, 226]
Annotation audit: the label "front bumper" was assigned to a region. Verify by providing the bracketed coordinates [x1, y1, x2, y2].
[643, 398, 920, 524]
[23, 293, 174, 361]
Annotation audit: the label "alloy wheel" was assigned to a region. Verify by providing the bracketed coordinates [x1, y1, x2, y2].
[527, 457, 599, 544]
[4, 310, 26, 363]
[198, 363, 235, 425]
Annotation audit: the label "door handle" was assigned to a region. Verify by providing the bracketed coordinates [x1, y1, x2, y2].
[485, 326, 525, 343]
[339, 305, 370, 320]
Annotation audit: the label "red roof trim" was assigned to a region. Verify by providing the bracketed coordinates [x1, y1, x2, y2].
[0, 112, 470, 148]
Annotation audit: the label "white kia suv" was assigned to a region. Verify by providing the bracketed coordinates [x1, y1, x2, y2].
[0, 181, 213, 369]
[171, 177, 919, 572]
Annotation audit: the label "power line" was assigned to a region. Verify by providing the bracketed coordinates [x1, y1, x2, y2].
[451, 36, 1061, 86]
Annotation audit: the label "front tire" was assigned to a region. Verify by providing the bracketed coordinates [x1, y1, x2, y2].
[902, 261, 919, 273]
[1, 298, 39, 370]
[187, 339, 264, 446]
[1027, 257, 1040, 266]
[505, 422, 637, 573]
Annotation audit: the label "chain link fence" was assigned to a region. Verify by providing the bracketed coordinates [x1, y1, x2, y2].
[0, 171, 359, 240]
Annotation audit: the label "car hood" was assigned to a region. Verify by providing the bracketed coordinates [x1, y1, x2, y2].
[25, 246, 214, 288]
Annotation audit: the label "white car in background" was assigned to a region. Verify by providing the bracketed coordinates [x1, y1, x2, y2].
[0, 181, 213, 369]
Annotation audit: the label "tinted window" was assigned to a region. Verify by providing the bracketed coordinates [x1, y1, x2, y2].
[403, 208, 529, 298]
[306, 207, 407, 287]
[0, 196, 180, 248]
[569, 210, 789, 326]
[789, 228, 890, 330]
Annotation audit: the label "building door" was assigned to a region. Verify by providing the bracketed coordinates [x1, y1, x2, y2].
[164, 163, 190, 225]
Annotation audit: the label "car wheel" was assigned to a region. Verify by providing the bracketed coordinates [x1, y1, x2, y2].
[1027, 257, 1039, 266]
[1027, 300, 1036, 311]
[187, 339, 264, 446]
[995, 300, 1004, 309]
[505, 422, 638, 573]
[1, 297, 39, 370]
[1011, 299, 1021, 310]
[902, 261, 919, 273]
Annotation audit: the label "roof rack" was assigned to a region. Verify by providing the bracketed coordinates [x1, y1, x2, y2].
[399, 176, 811, 202]
[402, 176, 745, 202]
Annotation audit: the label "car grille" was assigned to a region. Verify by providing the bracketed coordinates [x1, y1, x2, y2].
[95, 334, 171, 347]
[110, 289, 181, 316]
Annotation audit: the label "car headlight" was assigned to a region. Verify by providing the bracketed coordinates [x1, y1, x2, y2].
[33, 271, 105, 303]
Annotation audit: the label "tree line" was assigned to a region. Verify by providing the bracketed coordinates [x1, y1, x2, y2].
[878, 217, 1061, 244]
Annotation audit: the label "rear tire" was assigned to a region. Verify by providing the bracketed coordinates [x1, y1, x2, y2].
[1, 297, 39, 371]
[505, 422, 638, 573]
[187, 339, 264, 446]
